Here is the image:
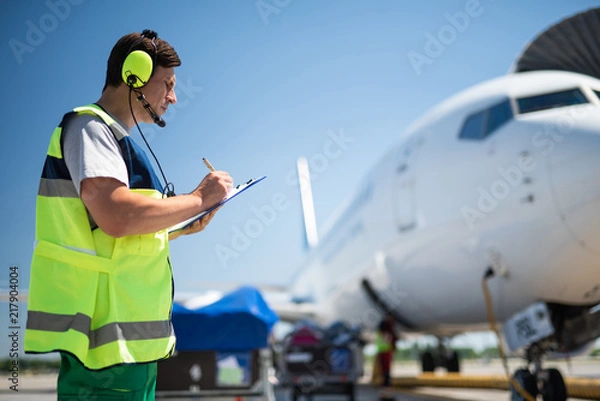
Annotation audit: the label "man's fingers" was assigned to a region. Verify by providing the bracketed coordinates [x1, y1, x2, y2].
[184, 208, 220, 235]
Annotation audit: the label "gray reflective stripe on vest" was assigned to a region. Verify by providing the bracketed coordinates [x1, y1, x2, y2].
[33, 240, 97, 256]
[26, 311, 173, 349]
[38, 178, 79, 198]
[38, 178, 97, 229]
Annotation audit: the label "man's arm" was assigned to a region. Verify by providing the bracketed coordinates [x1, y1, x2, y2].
[81, 171, 232, 238]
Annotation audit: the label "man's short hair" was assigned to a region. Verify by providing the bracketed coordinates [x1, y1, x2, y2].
[103, 30, 181, 91]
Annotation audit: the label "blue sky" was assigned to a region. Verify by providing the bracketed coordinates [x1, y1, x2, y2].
[1, 1, 599, 352]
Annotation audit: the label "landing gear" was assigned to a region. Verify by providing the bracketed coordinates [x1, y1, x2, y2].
[510, 368, 538, 401]
[419, 342, 461, 373]
[510, 367, 567, 401]
[510, 346, 567, 401]
[539, 368, 567, 401]
[421, 351, 435, 372]
[445, 349, 460, 373]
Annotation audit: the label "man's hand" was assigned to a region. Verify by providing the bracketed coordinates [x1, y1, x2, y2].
[168, 208, 219, 240]
[192, 171, 233, 209]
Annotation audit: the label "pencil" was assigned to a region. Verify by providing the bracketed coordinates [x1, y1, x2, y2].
[202, 158, 216, 172]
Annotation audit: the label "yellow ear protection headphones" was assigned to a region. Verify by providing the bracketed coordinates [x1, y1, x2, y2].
[121, 29, 157, 88]
[123, 29, 175, 197]
[122, 30, 166, 127]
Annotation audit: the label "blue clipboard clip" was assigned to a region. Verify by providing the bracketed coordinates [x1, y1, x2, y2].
[169, 175, 267, 233]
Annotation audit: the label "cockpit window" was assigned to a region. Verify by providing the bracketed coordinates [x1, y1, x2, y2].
[459, 99, 513, 140]
[593, 89, 600, 101]
[486, 100, 513, 135]
[459, 110, 486, 140]
[516, 88, 588, 114]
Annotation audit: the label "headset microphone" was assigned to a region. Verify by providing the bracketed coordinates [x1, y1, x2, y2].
[145, 101, 166, 128]
[154, 114, 166, 128]
[131, 87, 166, 127]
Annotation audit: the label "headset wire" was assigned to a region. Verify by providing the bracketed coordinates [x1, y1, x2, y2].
[128, 87, 175, 198]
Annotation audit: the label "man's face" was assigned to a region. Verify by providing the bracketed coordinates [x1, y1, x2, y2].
[136, 66, 177, 123]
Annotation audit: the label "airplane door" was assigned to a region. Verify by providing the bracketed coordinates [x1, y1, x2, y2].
[393, 137, 423, 232]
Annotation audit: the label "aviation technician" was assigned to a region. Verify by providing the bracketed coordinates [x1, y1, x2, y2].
[376, 314, 398, 400]
[24, 30, 233, 400]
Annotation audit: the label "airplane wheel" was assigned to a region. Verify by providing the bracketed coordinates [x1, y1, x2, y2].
[446, 350, 460, 373]
[421, 351, 435, 372]
[510, 368, 538, 401]
[540, 368, 567, 401]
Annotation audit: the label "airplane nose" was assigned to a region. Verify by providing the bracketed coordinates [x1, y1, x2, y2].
[546, 105, 600, 254]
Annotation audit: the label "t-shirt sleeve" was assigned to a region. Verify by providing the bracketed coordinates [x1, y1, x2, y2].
[62, 114, 129, 196]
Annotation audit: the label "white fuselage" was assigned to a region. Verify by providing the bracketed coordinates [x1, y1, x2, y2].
[289, 70, 600, 336]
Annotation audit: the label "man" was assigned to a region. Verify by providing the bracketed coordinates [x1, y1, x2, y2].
[24, 30, 233, 400]
[376, 314, 398, 401]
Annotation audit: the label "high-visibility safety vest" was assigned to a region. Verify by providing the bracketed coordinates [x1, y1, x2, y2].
[375, 331, 393, 353]
[25, 104, 176, 370]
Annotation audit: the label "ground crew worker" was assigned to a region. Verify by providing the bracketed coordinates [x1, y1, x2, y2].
[24, 30, 233, 400]
[376, 314, 398, 401]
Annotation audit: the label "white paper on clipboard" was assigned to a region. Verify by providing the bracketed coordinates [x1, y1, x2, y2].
[169, 175, 267, 233]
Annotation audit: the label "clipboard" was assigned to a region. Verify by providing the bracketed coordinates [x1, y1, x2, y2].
[169, 175, 267, 233]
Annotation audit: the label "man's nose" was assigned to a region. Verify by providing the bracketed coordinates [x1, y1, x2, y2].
[167, 88, 177, 104]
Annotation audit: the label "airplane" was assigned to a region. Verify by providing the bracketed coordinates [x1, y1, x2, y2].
[272, 7, 600, 401]
[9, 7, 597, 401]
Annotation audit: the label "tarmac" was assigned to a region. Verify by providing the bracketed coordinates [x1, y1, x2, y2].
[0, 383, 594, 401]
[0, 378, 523, 401]
[0, 358, 597, 401]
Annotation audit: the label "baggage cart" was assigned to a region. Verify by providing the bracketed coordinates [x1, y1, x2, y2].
[276, 322, 364, 401]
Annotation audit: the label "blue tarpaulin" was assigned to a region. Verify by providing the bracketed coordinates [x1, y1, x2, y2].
[172, 286, 279, 351]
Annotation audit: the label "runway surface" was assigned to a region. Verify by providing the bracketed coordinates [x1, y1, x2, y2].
[0, 378, 516, 401]
[0, 358, 597, 401]
[0, 384, 594, 401]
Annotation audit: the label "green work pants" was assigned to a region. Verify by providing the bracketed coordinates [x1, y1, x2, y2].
[57, 353, 157, 401]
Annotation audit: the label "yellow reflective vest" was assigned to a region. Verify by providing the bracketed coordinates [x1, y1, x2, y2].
[375, 331, 393, 353]
[25, 104, 176, 369]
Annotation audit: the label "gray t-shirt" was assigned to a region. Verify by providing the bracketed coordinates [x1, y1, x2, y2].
[62, 113, 130, 196]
